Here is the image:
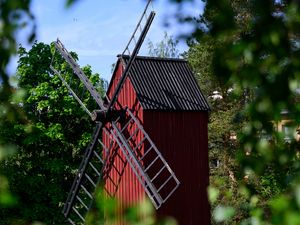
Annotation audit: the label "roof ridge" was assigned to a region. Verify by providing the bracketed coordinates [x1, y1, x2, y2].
[117, 54, 187, 62]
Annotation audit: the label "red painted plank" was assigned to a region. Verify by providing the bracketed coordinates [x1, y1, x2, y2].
[103, 60, 145, 222]
[143, 111, 210, 225]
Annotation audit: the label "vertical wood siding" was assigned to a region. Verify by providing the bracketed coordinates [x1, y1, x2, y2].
[103, 61, 145, 223]
[144, 110, 210, 225]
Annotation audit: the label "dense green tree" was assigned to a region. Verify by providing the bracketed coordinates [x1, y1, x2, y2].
[181, 0, 300, 223]
[179, 0, 300, 224]
[0, 0, 36, 209]
[187, 33, 248, 224]
[0, 41, 106, 224]
[0, 0, 80, 215]
[207, 1, 300, 224]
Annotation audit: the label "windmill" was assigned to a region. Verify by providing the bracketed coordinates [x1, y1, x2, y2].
[50, 1, 181, 224]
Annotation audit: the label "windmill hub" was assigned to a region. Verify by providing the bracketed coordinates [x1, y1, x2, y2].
[91, 109, 124, 123]
[91, 110, 107, 122]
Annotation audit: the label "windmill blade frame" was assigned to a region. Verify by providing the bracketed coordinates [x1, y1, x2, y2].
[50, 65, 92, 117]
[62, 123, 103, 221]
[50, 39, 107, 117]
[107, 107, 180, 209]
[107, 10, 155, 110]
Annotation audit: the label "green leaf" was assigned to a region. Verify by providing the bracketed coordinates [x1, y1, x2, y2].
[294, 185, 300, 208]
[65, 0, 79, 7]
[208, 186, 219, 204]
[213, 205, 235, 222]
[0, 176, 17, 206]
[269, 195, 289, 212]
[0, 145, 16, 161]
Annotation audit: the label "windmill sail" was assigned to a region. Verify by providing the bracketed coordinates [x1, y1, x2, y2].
[50, 39, 106, 117]
[63, 124, 102, 224]
[107, 4, 155, 109]
[63, 123, 116, 224]
[108, 108, 180, 209]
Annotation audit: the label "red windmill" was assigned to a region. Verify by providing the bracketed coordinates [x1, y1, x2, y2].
[50, 1, 210, 224]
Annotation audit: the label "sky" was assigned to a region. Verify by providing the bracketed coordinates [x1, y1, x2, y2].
[10, 0, 204, 81]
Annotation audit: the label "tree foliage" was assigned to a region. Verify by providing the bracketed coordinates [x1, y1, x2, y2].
[0, 0, 36, 219]
[0, 0, 79, 217]
[187, 31, 248, 224]
[147, 32, 180, 58]
[0, 0, 35, 85]
[183, 0, 300, 224]
[0, 41, 105, 224]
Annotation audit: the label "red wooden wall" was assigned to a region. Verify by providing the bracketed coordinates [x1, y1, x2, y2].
[103, 60, 145, 222]
[144, 111, 210, 225]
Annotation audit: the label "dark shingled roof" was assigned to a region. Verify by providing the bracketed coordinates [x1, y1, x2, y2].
[119, 55, 210, 111]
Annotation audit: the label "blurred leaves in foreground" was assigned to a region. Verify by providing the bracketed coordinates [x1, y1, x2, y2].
[188, 0, 300, 224]
[86, 187, 177, 225]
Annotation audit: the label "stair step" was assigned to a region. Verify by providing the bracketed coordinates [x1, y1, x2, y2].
[93, 151, 103, 163]
[76, 196, 89, 210]
[126, 127, 139, 142]
[133, 137, 146, 151]
[80, 185, 92, 199]
[67, 218, 76, 225]
[85, 174, 96, 188]
[144, 156, 159, 172]
[89, 162, 101, 176]
[72, 207, 85, 222]
[140, 146, 153, 161]
[157, 175, 173, 192]
[151, 166, 166, 182]
[121, 117, 134, 132]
